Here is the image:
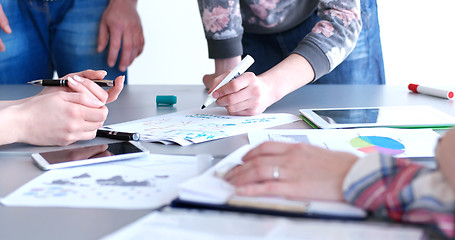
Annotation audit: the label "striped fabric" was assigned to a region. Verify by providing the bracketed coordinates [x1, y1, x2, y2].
[343, 152, 455, 238]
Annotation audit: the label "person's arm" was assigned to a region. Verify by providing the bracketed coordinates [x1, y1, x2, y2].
[197, 0, 243, 90]
[293, 0, 362, 81]
[97, 0, 144, 72]
[436, 128, 455, 193]
[205, 0, 362, 115]
[343, 153, 455, 238]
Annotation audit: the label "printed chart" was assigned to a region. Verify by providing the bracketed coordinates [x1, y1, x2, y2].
[248, 128, 439, 158]
[102, 108, 299, 146]
[1, 154, 200, 209]
[350, 136, 405, 156]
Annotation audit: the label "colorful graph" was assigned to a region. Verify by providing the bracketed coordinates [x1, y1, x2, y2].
[350, 136, 405, 155]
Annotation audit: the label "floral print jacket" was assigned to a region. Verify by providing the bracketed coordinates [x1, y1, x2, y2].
[197, 0, 361, 80]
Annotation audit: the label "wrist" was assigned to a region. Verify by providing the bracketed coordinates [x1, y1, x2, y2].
[214, 56, 241, 75]
[0, 105, 23, 145]
[259, 54, 315, 103]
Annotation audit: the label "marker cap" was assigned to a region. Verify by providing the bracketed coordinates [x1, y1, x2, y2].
[408, 84, 419, 93]
[156, 95, 177, 106]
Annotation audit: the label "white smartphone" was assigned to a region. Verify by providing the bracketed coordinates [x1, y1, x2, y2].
[32, 141, 149, 170]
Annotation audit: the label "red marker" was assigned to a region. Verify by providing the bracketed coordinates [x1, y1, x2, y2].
[408, 83, 454, 100]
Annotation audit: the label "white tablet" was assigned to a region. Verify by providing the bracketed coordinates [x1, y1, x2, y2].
[299, 105, 455, 129]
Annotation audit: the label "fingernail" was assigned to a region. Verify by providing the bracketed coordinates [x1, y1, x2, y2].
[93, 99, 104, 107]
[73, 75, 84, 83]
[5, 25, 12, 34]
[67, 76, 77, 86]
[101, 70, 107, 76]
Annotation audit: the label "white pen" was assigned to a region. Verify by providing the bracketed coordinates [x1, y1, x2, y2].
[201, 55, 255, 109]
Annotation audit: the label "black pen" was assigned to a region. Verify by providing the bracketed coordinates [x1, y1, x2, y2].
[96, 129, 140, 141]
[28, 79, 114, 87]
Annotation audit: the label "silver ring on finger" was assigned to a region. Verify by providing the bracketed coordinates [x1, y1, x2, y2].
[273, 166, 280, 180]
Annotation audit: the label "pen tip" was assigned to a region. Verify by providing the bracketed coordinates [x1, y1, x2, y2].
[201, 105, 206, 109]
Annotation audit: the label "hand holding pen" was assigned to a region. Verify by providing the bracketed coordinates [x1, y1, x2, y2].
[29, 79, 114, 87]
[202, 55, 255, 110]
[16, 70, 125, 146]
[35, 70, 124, 105]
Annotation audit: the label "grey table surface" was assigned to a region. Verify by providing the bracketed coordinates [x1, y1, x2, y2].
[0, 84, 453, 240]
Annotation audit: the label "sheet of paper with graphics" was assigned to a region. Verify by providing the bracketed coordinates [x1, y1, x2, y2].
[0, 154, 201, 209]
[101, 108, 300, 146]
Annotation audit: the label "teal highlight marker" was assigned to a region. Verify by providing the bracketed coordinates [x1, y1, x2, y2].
[156, 95, 177, 106]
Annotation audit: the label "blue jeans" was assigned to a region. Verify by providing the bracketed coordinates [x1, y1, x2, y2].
[242, 0, 385, 85]
[0, 0, 126, 84]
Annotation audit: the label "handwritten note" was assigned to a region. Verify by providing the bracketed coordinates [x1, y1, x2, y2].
[102, 108, 300, 146]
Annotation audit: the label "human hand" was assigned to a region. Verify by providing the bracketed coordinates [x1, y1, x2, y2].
[39, 70, 125, 105]
[435, 128, 455, 192]
[224, 142, 358, 201]
[13, 85, 109, 146]
[203, 57, 241, 90]
[209, 72, 275, 116]
[0, 3, 12, 52]
[97, 0, 144, 72]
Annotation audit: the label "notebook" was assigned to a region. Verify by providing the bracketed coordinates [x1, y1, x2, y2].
[173, 145, 367, 220]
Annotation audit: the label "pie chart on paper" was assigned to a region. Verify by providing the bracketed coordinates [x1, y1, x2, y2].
[350, 136, 405, 156]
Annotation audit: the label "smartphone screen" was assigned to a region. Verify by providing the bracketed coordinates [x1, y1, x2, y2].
[32, 142, 148, 170]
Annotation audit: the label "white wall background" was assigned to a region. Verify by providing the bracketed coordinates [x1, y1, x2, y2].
[129, 1, 455, 87]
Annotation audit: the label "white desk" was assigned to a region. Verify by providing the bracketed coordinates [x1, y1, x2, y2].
[0, 84, 452, 239]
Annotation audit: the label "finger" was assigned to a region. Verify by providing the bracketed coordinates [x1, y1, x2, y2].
[243, 142, 296, 162]
[106, 75, 125, 103]
[0, 38, 5, 52]
[212, 73, 252, 99]
[137, 29, 145, 56]
[63, 94, 109, 122]
[0, 5, 12, 34]
[63, 90, 106, 111]
[97, 22, 109, 53]
[208, 72, 229, 94]
[235, 181, 299, 199]
[73, 69, 108, 80]
[215, 85, 251, 108]
[72, 75, 109, 103]
[118, 31, 132, 72]
[107, 30, 122, 68]
[225, 162, 282, 186]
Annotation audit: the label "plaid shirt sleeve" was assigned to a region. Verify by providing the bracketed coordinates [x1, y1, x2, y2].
[343, 152, 455, 238]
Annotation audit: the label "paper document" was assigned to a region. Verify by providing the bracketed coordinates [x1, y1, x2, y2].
[1, 154, 202, 209]
[178, 145, 366, 218]
[102, 208, 424, 240]
[101, 108, 299, 146]
[248, 128, 440, 158]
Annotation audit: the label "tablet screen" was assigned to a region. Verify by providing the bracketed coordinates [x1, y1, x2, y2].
[313, 108, 380, 124]
[301, 106, 455, 128]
